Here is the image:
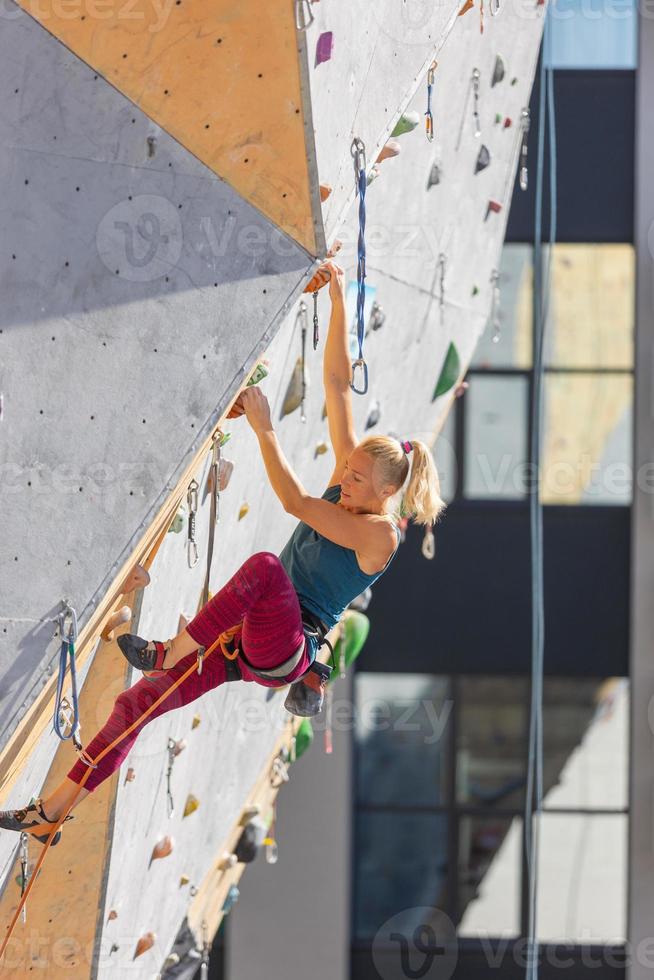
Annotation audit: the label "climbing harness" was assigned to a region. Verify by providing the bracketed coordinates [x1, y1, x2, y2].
[187, 479, 199, 569]
[425, 61, 437, 142]
[312, 289, 320, 351]
[294, 0, 314, 30]
[350, 137, 369, 395]
[520, 107, 531, 191]
[489, 269, 501, 343]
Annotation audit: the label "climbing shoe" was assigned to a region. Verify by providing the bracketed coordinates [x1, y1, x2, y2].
[284, 661, 332, 717]
[0, 797, 73, 846]
[117, 635, 171, 675]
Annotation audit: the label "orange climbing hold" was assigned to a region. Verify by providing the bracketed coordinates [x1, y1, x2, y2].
[134, 932, 156, 959]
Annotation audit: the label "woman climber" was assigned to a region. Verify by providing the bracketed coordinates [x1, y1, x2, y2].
[0, 260, 446, 845]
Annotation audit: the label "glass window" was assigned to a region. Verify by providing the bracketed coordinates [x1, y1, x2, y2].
[542, 677, 629, 811]
[544, 0, 638, 70]
[456, 677, 528, 809]
[464, 376, 529, 499]
[472, 245, 533, 370]
[433, 407, 457, 503]
[536, 813, 627, 942]
[541, 372, 633, 504]
[543, 245, 634, 370]
[355, 674, 451, 807]
[457, 815, 522, 936]
[353, 811, 449, 940]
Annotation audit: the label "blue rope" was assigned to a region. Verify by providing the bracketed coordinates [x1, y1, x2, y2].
[53, 603, 81, 743]
[525, 13, 557, 980]
[350, 139, 368, 394]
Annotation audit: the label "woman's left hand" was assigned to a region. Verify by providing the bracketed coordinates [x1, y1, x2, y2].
[238, 386, 273, 434]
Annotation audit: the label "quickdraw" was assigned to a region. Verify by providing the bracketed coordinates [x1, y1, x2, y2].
[187, 479, 199, 569]
[425, 61, 437, 141]
[350, 137, 369, 395]
[53, 601, 81, 748]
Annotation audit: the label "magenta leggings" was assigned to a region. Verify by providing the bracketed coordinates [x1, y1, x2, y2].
[67, 552, 309, 792]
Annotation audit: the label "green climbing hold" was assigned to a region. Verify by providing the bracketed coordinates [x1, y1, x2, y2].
[328, 610, 370, 682]
[294, 718, 314, 760]
[472, 285, 479, 296]
[432, 342, 461, 401]
[391, 110, 420, 137]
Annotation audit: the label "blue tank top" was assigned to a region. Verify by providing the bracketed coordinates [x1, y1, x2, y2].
[278, 484, 402, 634]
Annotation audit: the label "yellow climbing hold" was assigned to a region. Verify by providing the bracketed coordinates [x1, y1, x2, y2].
[183, 794, 200, 817]
[238, 503, 249, 521]
[192, 714, 201, 729]
[314, 441, 328, 459]
[179, 874, 190, 886]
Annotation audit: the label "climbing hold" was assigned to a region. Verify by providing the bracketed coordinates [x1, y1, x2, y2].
[219, 852, 238, 871]
[179, 874, 190, 886]
[491, 55, 506, 87]
[494, 112, 503, 125]
[458, 0, 474, 13]
[191, 713, 201, 729]
[489, 268, 501, 343]
[319, 184, 332, 202]
[168, 504, 186, 534]
[172, 738, 187, 756]
[314, 441, 328, 459]
[376, 139, 401, 164]
[321, 399, 328, 421]
[124, 767, 136, 783]
[238, 503, 249, 521]
[472, 284, 479, 296]
[511, 76, 518, 85]
[484, 199, 502, 221]
[107, 909, 118, 921]
[455, 381, 469, 398]
[240, 804, 261, 824]
[222, 884, 240, 914]
[422, 526, 436, 561]
[315, 31, 333, 65]
[150, 836, 174, 865]
[235, 818, 267, 863]
[475, 144, 491, 174]
[504, 117, 512, 129]
[183, 794, 200, 818]
[432, 342, 461, 401]
[329, 611, 370, 681]
[391, 110, 420, 138]
[294, 717, 314, 759]
[102, 605, 132, 643]
[368, 301, 385, 332]
[365, 399, 381, 430]
[366, 164, 381, 186]
[120, 563, 150, 595]
[134, 933, 156, 959]
[427, 162, 442, 189]
[280, 357, 307, 419]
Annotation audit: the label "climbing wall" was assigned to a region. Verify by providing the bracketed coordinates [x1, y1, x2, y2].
[0, 0, 545, 974]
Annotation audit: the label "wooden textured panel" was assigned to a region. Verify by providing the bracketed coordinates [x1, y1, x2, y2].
[0, 619, 133, 977]
[16, 0, 321, 254]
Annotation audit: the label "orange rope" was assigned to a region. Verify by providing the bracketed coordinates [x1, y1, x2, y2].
[0, 628, 232, 958]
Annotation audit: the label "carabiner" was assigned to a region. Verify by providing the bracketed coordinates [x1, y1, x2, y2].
[58, 601, 78, 646]
[295, 0, 314, 31]
[351, 137, 367, 177]
[350, 358, 369, 395]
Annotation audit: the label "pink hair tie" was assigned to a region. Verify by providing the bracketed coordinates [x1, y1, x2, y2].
[400, 439, 413, 455]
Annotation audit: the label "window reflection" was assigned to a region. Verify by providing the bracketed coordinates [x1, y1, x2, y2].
[456, 677, 528, 809]
[464, 377, 529, 499]
[354, 811, 449, 940]
[355, 674, 451, 807]
[472, 245, 533, 370]
[458, 815, 522, 936]
[544, 0, 638, 70]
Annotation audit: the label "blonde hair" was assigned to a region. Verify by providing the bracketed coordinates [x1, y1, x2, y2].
[358, 435, 447, 528]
